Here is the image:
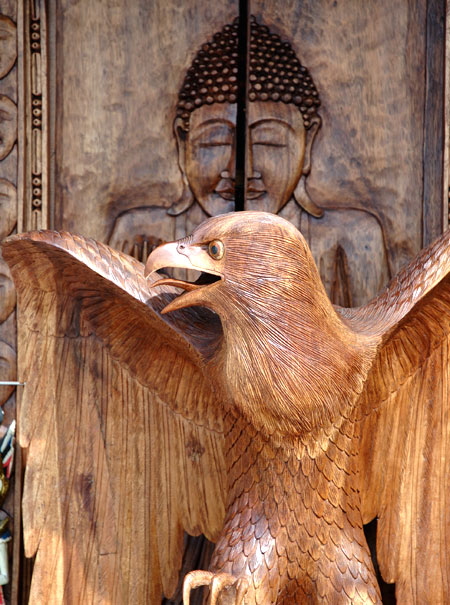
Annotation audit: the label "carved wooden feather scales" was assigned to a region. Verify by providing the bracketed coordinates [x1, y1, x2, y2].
[3, 211, 450, 604]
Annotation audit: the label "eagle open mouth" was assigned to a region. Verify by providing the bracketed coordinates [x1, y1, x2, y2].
[144, 239, 224, 313]
[150, 271, 221, 292]
[149, 270, 222, 314]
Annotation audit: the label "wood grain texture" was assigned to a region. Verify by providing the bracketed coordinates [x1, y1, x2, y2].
[53, 0, 238, 240]
[423, 0, 446, 243]
[143, 211, 450, 603]
[106, 13, 393, 306]
[6, 2, 449, 603]
[4, 209, 450, 603]
[3, 232, 226, 604]
[49, 1, 445, 283]
[251, 0, 431, 271]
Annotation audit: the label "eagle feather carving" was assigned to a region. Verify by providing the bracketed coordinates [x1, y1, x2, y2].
[3, 211, 450, 604]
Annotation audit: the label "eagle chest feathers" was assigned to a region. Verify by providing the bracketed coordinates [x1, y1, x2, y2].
[210, 412, 381, 604]
[200, 222, 381, 602]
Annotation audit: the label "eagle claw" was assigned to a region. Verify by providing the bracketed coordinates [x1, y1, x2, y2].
[183, 570, 249, 605]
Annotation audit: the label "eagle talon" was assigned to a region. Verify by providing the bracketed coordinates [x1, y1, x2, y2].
[183, 570, 249, 605]
[235, 577, 250, 603]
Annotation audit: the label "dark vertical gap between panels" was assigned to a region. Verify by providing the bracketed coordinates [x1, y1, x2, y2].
[422, 0, 445, 245]
[48, 0, 56, 230]
[234, 0, 249, 211]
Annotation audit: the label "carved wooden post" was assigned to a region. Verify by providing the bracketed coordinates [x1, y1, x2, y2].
[18, 0, 50, 233]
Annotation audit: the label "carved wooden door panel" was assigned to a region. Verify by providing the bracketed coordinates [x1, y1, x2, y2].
[0, 1, 448, 603]
[48, 1, 447, 305]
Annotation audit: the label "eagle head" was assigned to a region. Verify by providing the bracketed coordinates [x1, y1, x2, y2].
[145, 212, 378, 438]
[145, 212, 323, 314]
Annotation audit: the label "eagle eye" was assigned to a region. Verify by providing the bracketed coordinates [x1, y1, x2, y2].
[208, 240, 224, 260]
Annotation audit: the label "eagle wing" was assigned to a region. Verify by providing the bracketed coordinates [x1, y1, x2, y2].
[339, 228, 450, 603]
[2, 231, 226, 604]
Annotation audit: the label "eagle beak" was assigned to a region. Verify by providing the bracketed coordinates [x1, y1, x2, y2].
[144, 240, 223, 313]
[144, 242, 189, 277]
[145, 240, 222, 279]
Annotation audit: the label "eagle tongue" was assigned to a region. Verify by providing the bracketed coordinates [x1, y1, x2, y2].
[151, 272, 219, 291]
[150, 277, 201, 291]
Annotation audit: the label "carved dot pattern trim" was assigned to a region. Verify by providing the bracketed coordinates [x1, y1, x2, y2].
[177, 16, 321, 131]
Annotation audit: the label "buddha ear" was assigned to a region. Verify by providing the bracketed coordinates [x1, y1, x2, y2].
[302, 115, 321, 176]
[292, 174, 324, 218]
[173, 117, 188, 174]
[293, 115, 324, 218]
[168, 117, 195, 216]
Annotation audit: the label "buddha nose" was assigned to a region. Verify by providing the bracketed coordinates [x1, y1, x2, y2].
[220, 142, 261, 181]
[220, 140, 236, 180]
[246, 142, 261, 180]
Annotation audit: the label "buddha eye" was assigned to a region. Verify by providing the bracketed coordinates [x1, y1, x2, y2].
[208, 240, 224, 260]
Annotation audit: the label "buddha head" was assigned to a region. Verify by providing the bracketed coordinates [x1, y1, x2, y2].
[170, 16, 323, 218]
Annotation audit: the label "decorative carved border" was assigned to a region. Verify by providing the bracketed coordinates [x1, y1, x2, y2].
[18, 0, 49, 233]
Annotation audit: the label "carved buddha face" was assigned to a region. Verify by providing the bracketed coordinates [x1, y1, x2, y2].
[173, 16, 322, 218]
[175, 101, 318, 216]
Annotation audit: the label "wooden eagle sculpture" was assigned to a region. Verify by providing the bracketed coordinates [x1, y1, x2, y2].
[2, 211, 450, 605]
